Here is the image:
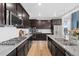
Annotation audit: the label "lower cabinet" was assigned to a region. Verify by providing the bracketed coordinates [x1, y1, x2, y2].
[7, 49, 16, 56]
[7, 36, 32, 56]
[16, 42, 25, 56]
[16, 39, 32, 56]
[48, 37, 66, 56]
[25, 38, 32, 55]
[48, 39, 52, 52]
[25, 44, 29, 55]
[32, 33, 46, 41]
[55, 47, 66, 56]
[51, 42, 56, 56]
[16, 37, 32, 56]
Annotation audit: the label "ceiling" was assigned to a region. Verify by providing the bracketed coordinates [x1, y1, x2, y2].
[21, 3, 79, 20]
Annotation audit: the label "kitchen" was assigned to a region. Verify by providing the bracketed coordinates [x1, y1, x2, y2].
[0, 3, 79, 56]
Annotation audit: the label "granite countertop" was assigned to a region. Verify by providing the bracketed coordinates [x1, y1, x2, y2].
[0, 34, 32, 56]
[47, 35, 79, 56]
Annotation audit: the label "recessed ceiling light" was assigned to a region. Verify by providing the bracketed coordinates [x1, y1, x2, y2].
[38, 3, 42, 6]
[38, 13, 41, 16]
[53, 12, 57, 17]
[64, 8, 67, 12]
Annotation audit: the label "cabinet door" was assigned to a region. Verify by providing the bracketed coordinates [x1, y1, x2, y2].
[51, 20, 54, 34]
[0, 3, 5, 25]
[6, 3, 17, 15]
[25, 40, 29, 55]
[51, 42, 56, 56]
[25, 44, 28, 55]
[36, 20, 51, 29]
[17, 43, 25, 56]
[55, 47, 63, 56]
[48, 38, 52, 53]
[22, 9, 30, 28]
[16, 4, 23, 19]
[30, 20, 36, 27]
[23, 19, 30, 28]
[52, 19, 62, 25]
[7, 49, 16, 56]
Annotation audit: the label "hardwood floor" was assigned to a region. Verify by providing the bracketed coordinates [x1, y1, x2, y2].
[27, 41, 51, 56]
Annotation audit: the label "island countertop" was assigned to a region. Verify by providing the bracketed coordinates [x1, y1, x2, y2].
[47, 35, 79, 56]
[0, 34, 32, 56]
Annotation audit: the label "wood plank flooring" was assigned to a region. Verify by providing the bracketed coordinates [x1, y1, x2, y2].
[27, 41, 51, 56]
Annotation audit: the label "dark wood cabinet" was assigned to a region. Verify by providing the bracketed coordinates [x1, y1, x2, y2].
[30, 20, 51, 29]
[7, 36, 32, 56]
[32, 33, 46, 41]
[48, 37, 65, 56]
[16, 4, 23, 19]
[48, 37, 55, 56]
[30, 19, 36, 27]
[6, 3, 17, 15]
[25, 40, 29, 55]
[17, 41, 25, 56]
[23, 12, 30, 28]
[16, 36, 32, 56]
[0, 3, 5, 25]
[0, 3, 30, 28]
[51, 19, 62, 35]
[16, 4, 30, 28]
[36, 20, 51, 29]
[7, 49, 16, 56]
[51, 19, 62, 25]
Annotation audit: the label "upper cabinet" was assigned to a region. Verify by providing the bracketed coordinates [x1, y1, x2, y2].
[16, 4, 23, 19]
[30, 19, 36, 27]
[22, 7, 30, 28]
[36, 20, 51, 29]
[6, 3, 17, 15]
[30, 20, 51, 29]
[51, 19, 62, 25]
[0, 3, 5, 25]
[2, 3, 30, 28]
